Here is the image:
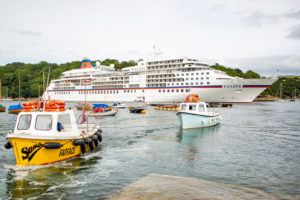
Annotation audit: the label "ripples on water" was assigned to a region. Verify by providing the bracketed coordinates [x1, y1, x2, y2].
[0, 101, 299, 199]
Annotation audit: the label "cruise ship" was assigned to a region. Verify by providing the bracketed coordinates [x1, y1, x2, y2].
[44, 57, 276, 104]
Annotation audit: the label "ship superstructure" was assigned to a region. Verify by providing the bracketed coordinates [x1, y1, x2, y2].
[45, 58, 276, 103]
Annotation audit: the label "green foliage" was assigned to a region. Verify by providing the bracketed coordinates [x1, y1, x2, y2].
[100, 59, 136, 71]
[210, 63, 260, 78]
[262, 77, 300, 99]
[0, 59, 136, 98]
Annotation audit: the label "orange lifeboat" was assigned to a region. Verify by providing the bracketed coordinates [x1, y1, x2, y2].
[22, 100, 66, 112]
[184, 94, 201, 103]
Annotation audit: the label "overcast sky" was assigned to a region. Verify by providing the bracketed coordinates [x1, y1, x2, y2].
[0, 0, 300, 76]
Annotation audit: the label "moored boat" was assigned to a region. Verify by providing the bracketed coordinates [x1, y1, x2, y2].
[88, 109, 118, 116]
[4, 100, 102, 166]
[0, 104, 5, 112]
[154, 105, 179, 111]
[75, 102, 90, 110]
[93, 104, 112, 110]
[128, 107, 146, 114]
[177, 95, 221, 129]
[8, 103, 23, 114]
[112, 102, 126, 109]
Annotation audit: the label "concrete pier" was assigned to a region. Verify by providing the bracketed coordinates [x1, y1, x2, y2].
[109, 174, 297, 200]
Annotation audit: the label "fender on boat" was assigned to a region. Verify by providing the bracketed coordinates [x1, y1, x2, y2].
[93, 135, 98, 147]
[97, 129, 102, 134]
[73, 140, 85, 146]
[4, 142, 12, 149]
[85, 138, 93, 144]
[85, 138, 94, 151]
[96, 132, 102, 142]
[43, 142, 63, 149]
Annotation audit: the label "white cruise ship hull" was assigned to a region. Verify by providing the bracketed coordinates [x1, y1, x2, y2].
[45, 78, 276, 103]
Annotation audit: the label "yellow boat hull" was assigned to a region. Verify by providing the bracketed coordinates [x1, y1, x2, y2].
[8, 138, 94, 166]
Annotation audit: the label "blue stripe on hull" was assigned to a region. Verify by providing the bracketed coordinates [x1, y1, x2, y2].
[177, 112, 220, 129]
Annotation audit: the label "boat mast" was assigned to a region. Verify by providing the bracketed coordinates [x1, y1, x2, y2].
[280, 82, 282, 99]
[46, 66, 51, 100]
[18, 76, 21, 101]
[0, 79, 2, 102]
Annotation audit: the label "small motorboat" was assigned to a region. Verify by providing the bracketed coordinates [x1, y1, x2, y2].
[177, 94, 221, 129]
[4, 100, 102, 166]
[128, 107, 146, 114]
[75, 102, 90, 110]
[154, 105, 179, 111]
[87, 109, 118, 116]
[93, 104, 112, 110]
[0, 104, 5, 112]
[88, 104, 117, 116]
[8, 103, 23, 114]
[112, 102, 126, 109]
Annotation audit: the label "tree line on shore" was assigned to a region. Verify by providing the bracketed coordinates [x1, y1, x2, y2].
[0, 59, 299, 99]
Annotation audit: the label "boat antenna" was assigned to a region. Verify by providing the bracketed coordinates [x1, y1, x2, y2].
[0, 79, 2, 102]
[43, 72, 45, 110]
[84, 82, 89, 132]
[18, 76, 21, 102]
[46, 66, 51, 100]
[46, 66, 51, 88]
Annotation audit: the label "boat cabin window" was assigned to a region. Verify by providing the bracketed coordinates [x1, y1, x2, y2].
[58, 114, 71, 129]
[35, 115, 53, 131]
[189, 105, 196, 111]
[198, 104, 205, 112]
[181, 104, 187, 111]
[17, 114, 32, 130]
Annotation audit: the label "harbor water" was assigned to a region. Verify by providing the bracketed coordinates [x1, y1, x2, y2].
[0, 101, 299, 199]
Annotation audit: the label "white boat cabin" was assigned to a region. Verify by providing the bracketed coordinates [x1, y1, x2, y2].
[179, 102, 208, 114]
[14, 110, 80, 137]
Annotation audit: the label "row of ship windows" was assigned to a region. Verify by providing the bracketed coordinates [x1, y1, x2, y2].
[167, 82, 210, 86]
[177, 72, 209, 76]
[55, 90, 143, 95]
[186, 77, 209, 80]
[148, 59, 184, 65]
[54, 81, 211, 95]
[159, 89, 190, 93]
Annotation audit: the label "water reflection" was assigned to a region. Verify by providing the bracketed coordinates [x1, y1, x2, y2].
[177, 126, 220, 165]
[5, 152, 102, 199]
[177, 125, 220, 144]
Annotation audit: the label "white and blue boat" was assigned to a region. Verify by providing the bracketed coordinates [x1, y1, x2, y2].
[177, 102, 221, 129]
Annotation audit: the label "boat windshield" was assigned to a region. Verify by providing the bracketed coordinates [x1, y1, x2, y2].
[198, 104, 205, 112]
[35, 115, 52, 131]
[188, 105, 196, 111]
[181, 104, 187, 111]
[17, 114, 32, 130]
[58, 114, 71, 129]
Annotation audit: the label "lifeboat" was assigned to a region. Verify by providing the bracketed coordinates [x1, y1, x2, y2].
[4, 100, 102, 166]
[184, 94, 201, 103]
[154, 105, 179, 111]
